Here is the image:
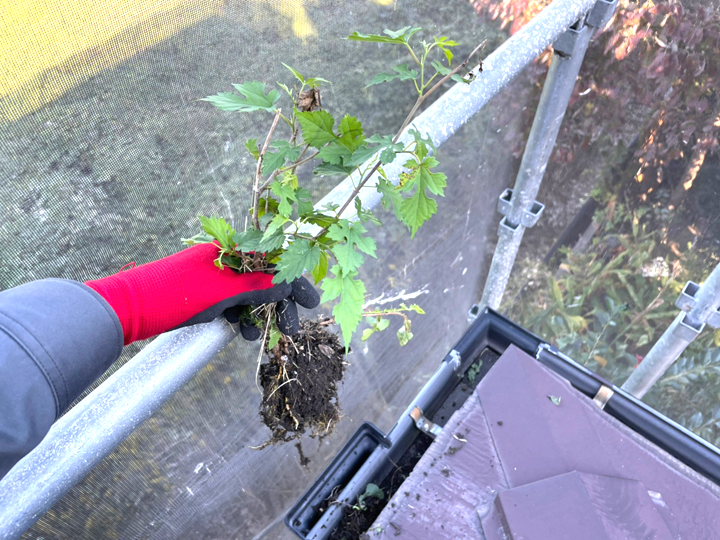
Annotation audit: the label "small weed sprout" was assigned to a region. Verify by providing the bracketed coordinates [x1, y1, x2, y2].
[467, 359, 483, 384]
[353, 483, 385, 511]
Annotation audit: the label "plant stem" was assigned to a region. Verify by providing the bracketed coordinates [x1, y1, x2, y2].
[405, 43, 421, 66]
[317, 160, 382, 233]
[253, 109, 282, 230]
[320, 310, 411, 326]
[423, 71, 439, 91]
[290, 146, 316, 172]
[256, 147, 319, 196]
[312, 40, 486, 240]
[278, 111, 294, 128]
[396, 39, 486, 138]
[255, 305, 275, 391]
[289, 125, 299, 145]
[361, 311, 410, 324]
[258, 169, 283, 195]
[287, 231, 319, 241]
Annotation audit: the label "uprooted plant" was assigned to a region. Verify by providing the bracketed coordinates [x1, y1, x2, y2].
[185, 27, 485, 446]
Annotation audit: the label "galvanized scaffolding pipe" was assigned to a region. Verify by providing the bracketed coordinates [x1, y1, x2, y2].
[622, 263, 720, 398]
[0, 1, 598, 537]
[480, 23, 593, 310]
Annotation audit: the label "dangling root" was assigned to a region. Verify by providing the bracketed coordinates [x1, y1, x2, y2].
[255, 304, 276, 392]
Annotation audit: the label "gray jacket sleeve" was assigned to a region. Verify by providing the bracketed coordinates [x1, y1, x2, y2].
[0, 279, 123, 478]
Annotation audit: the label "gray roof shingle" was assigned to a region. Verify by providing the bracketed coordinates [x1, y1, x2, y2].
[367, 345, 720, 539]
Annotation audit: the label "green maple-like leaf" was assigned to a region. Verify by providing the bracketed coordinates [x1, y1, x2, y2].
[199, 216, 235, 251]
[408, 128, 436, 161]
[398, 156, 447, 237]
[257, 229, 285, 253]
[305, 76, 332, 89]
[281, 171, 299, 190]
[268, 177, 312, 217]
[282, 63, 331, 89]
[347, 26, 421, 44]
[434, 36, 459, 64]
[366, 64, 419, 88]
[354, 198, 382, 226]
[182, 231, 214, 246]
[321, 265, 366, 347]
[302, 211, 337, 230]
[258, 198, 280, 222]
[295, 187, 314, 216]
[338, 134, 402, 168]
[262, 141, 302, 175]
[272, 239, 321, 284]
[365, 134, 403, 165]
[397, 326, 414, 346]
[297, 110, 336, 148]
[430, 60, 468, 84]
[311, 250, 330, 284]
[270, 181, 297, 216]
[283, 63, 306, 85]
[330, 142, 397, 168]
[330, 243, 363, 274]
[233, 229, 263, 252]
[343, 146, 376, 167]
[377, 174, 403, 220]
[361, 317, 390, 341]
[263, 213, 287, 237]
[258, 215, 287, 252]
[383, 26, 422, 40]
[327, 220, 377, 273]
[338, 115, 365, 152]
[317, 143, 351, 166]
[342, 134, 403, 167]
[245, 139, 259, 160]
[379, 146, 399, 164]
[201, 82, 280, 112]
[314, 162, 355, 176]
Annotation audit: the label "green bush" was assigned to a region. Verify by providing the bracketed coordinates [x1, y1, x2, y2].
[504, 201, 720, 446]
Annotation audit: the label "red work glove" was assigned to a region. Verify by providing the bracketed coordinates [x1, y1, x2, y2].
[85, 243, 319, 345]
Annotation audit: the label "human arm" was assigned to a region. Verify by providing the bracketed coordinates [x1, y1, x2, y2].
[0, 279, 123, 478]
[0, 243, 319, 477]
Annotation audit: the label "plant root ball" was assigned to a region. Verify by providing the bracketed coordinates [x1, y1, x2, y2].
[258, 317, 346, 447]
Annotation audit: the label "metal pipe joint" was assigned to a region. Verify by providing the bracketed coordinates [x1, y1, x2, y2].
[622, 264, 720, 398]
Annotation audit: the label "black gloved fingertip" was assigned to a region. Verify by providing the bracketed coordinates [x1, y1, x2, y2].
[240, 323, 262, 341]
[276, 299, 300, 335]
[291, 276, 321, 309]
[223, 306, 242, 324]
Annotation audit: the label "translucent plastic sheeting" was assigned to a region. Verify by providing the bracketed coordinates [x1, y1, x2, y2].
[0, 1, 527, 538]
[4, 0, 719, 538]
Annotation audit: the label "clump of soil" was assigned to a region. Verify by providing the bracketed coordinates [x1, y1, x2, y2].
[258, 317, 346, 446]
